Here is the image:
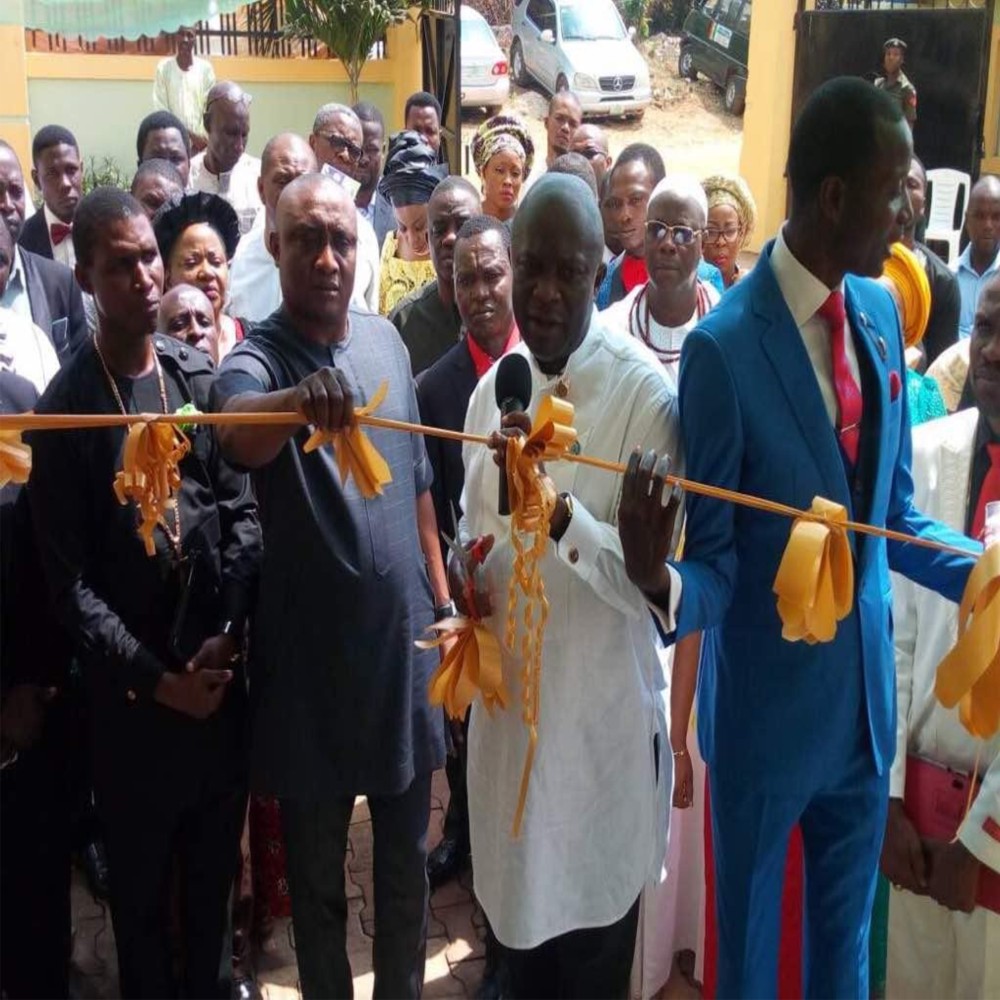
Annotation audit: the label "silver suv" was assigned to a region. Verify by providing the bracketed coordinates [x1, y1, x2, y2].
[510, 0, 652, 119]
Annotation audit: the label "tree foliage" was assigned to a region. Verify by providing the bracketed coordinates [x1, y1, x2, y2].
[265, 0, 431, 104]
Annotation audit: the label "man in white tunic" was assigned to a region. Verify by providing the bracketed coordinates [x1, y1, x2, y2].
[459, 174, 680, 998]
[153, 26, 214, 153]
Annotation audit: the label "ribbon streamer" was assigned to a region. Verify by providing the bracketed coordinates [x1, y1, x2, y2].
[773, 497, 854, 644]
[112, 422, 190, 557]
[936, 544, 1000, 739]
[419, 616, 507, 720]
[504, 397, 577, 837]
[0, 429, 31, 488]
[303, 382, 392, 499]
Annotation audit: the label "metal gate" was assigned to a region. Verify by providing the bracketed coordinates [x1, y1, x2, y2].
[421, 0, 462, 176]
[792, 1, 994, 176]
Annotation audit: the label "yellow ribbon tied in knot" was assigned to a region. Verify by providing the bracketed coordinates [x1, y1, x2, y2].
[882, 241, 932, 350]
[303, 381, 392, 499]
[504, 396, 577, 837]
[773, 497, 854, 644]
[419, 616, 507, 720]
[112, 422, 191, 557]
[0, 429, 32, 487]
[936, 544, 1000, 739]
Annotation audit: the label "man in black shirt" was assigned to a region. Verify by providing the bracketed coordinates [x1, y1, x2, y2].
[213, 173, 448, 999]
[390, 176, 480, 375]
[27, 187, 261, 998]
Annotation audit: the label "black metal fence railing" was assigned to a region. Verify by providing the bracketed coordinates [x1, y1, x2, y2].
[813, 0, 985, 9]
[25, 0, 388, 59]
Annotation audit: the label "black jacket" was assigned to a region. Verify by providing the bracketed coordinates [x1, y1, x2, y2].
[17, 211, 54, 260]
[18, 248, 88, 360]
[917, 240, 961, 368]
[416, 337, 478, 560]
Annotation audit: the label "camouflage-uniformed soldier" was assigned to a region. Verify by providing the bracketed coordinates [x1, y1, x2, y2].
[875, 37, 917, 127]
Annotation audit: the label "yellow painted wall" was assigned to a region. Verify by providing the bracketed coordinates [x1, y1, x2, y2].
[983, 13, 1000, 175]
[739, 0, 797, 251]
[0, 12, 424, 185]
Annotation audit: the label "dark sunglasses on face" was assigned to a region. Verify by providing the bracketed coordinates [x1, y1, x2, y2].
[644, 221, 703, 247]
[320, 133, 364, 164]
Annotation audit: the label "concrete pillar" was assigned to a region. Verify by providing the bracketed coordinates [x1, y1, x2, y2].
[385, 10, 424, 133]
[0, 20, 33, 184]
[739, 0, 798, 251]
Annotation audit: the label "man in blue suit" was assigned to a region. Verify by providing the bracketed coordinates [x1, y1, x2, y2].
[618, 78, 980, 997]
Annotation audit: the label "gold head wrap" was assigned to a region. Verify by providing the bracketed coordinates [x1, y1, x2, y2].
[702, 174, 757, 249]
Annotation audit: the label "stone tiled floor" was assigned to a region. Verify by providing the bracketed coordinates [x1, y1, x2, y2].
[69, 769, 700, 999]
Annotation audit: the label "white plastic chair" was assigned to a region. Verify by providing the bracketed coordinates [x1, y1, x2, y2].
[925, 168, 971, 265]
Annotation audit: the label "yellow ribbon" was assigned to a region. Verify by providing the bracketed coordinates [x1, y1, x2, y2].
[0, 429, 32, 488]
[773, 497, 854, 644]
[936, 545, 1000, 739]
[882, 241, 932, 349]
[504, 396, 577, 837]
[303, 381, 393, 499]
[112, 422, 191, 557]
[419, 615, 507, 720]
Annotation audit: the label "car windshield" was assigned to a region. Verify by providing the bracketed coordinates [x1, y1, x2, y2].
[463, 15, 498, 50]
[558, 4, 625, 42]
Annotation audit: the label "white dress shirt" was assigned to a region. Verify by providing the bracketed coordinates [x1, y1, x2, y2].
[1, 247, 32, 322]
[461, 314, 680, 949]
[663, 228, 863, 628]
[227, 209, 380, 320]
[0, 307, 60, 394]
[188, 152, 263, 235]
[43, 203, 75, 269]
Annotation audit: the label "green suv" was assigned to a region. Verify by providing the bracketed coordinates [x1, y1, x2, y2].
[678, 0, 751, 116]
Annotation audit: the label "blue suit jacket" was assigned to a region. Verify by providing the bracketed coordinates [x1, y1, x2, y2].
[673, 242, 978, 792]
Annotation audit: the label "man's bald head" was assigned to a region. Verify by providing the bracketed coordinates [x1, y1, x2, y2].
[259, 132, 317, 224]
[203, 81, 251, 174]
[0, 141, 27, 241]
[966, 174, 1000, 266]
[515, 173, 604, 262]
[272, 174, 358, 336]
[571, 124, 612, 188]
[512, 174, 605, 372]
[157, 283, 219, 361]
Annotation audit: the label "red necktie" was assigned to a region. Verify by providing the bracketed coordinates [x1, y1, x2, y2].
[50, 222, 72, 246]
[971, 443, 1000, 542]
[818, 290, 862, 467]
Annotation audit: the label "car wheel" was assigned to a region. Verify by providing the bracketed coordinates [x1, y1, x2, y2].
[556, 74, 570, 94]
[627, 108, 645, 122]
[678, 47, 697, 81]
[724, 75, 746, 116]
[511, 40, 528, 86]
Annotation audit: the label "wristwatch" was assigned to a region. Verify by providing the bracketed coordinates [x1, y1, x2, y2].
[434, 600, 458, 623]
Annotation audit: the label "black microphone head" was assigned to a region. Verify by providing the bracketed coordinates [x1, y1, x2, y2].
[495, 353, 532, 413]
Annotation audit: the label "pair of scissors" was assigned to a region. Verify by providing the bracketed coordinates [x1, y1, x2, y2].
[441, 503, 491, 620]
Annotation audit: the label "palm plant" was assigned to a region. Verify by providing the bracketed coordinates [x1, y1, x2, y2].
[261, 0, 431, 104]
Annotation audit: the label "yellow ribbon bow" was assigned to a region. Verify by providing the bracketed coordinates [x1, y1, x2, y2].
[419, 615, 507, 720]
[882, 241, 932, 350]
[112, 422, 191, 557]
[303, 381, 392, 499]
[0, 429, 32, 487]
[504, 396, 577, 837]
[773, 497, 854, 644]
[936, 544, 1000, 739]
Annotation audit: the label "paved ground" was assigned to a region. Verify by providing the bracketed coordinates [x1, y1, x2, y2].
[68, 768, 700, 999]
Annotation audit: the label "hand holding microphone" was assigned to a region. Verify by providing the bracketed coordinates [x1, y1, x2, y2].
[492, 355, 533, 516]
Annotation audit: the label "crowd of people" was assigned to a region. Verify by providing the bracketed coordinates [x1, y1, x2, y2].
[0, 25, 999, 1000]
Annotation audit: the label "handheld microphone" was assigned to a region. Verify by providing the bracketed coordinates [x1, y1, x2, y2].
[494, 354, 533, 516]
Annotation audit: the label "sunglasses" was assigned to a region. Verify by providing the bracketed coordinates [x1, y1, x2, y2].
[644, 221, 703, 247]
[319, 133, 364, 164]
[703, 225, 741, 246]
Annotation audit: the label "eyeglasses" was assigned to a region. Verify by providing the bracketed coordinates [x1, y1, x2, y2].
[703, 225, 741, 246]
[319, 133, 364, 164]
[644, 221, 703, 247]
[577, 146, 606, 160]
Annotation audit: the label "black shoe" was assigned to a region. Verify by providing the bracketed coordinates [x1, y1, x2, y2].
[79, 839, 110, 901]
[232, 976, 263, 1000]
[427, 836, 470, 891]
